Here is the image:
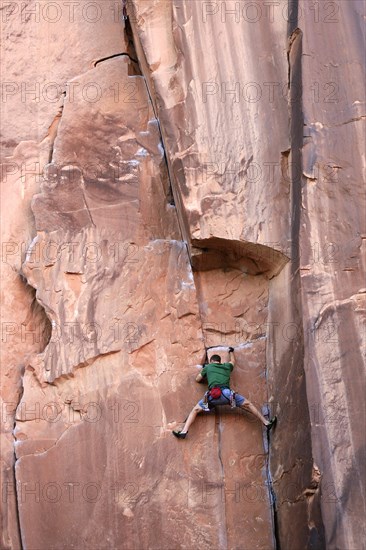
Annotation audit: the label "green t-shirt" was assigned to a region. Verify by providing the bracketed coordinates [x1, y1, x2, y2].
[201, 362, 233, 389]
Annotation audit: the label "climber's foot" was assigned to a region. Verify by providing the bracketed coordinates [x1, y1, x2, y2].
[173, 430, 187, 439]
[266, 416, 277, 432]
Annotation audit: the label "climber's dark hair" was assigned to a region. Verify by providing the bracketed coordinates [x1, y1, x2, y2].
[211, 354, 221, 363]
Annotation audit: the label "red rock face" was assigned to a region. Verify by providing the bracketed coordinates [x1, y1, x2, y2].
[1, 1, 365, 549]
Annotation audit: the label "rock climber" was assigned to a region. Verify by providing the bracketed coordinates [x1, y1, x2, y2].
[172, 347, 277, 439]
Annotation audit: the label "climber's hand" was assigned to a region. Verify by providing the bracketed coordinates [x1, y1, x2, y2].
[228, 346, 234, 353]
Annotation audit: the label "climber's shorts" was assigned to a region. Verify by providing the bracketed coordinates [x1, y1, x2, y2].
[198, 388, 245, 410]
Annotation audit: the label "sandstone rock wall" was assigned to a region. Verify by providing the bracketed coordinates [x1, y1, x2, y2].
[1, 4, 130, 546]
[299, 1, 365, 547]
[129, 0, 291, 274]
[128, 1, 365, 547]
[1, 1, 365, 549]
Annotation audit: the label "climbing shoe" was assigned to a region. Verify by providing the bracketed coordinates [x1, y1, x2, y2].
[266, 416, 277, 432]
[172, 430, 187, 439]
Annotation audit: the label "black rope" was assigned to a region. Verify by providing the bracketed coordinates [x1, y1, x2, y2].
[94, 53, 138, 67]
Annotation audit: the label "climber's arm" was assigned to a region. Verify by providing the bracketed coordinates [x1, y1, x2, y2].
[228, 347, 236, 367]
[196, 365, 207, 383]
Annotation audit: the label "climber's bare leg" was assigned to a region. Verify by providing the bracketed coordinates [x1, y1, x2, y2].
[180, 404, 203, 433]
[240, 400, 269, 426]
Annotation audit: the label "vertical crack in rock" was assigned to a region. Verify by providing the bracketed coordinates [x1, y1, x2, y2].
[123, 15, 177, 209]
[10, 76, 66, 548]
[12, 419, 23, 550]
[270, 17, 308, 549]
[11, 282, 52, 550]
[125, 10, 193, 248]
[123, 15, 143, 76]
[80, 184, 96, 228]
[267, 2, 325, 546]
[287, 0, 300, 37]
[266, 465, 281, 550]
[217, 413, 228, 549]
[264, 359, 280, 550]
[7, 354, 26, 550]
[287, 27, 303, 277]
[44, 92, 65, 164]
[140, 72, 177, 210]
